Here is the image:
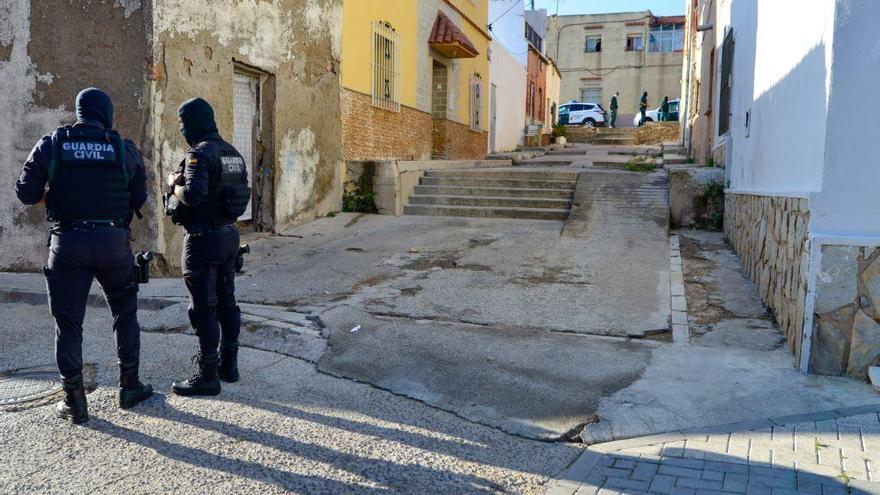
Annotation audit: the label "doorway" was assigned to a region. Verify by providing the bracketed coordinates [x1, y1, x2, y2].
[489, 84, 497, 153]
[233, 64, 275, 232]
[431, 60, 448, 158]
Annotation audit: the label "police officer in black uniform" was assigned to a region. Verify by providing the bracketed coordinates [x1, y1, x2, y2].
[166, 97, 250, 396]
[15, 88, 153, 424]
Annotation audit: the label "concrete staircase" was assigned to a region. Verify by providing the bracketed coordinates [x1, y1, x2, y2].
[404, 169, 577, 220]
[592, 127, 637, 146]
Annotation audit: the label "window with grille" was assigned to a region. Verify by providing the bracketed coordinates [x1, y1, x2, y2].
[585, 36, 602, 53]
[718, 30, 734, 135]
[371, 21, 400, 112]
[525, 22, 543, 52]
[470, 74, 483, 131]
[648, 23, 685, 52]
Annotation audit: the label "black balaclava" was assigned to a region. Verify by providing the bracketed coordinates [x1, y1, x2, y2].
[177, 97, 218, 146]
[75, 88, 113, 129]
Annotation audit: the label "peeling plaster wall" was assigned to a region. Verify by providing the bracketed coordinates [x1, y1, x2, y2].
[0, 0, 151, 271]
[150, 0, 343, 268]
[1, 0, 342, 272]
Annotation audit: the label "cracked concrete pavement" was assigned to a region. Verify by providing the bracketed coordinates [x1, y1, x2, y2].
[3, 207, 880, 492]
[581, 231, 879, 444]
[0, 303, 579, 494]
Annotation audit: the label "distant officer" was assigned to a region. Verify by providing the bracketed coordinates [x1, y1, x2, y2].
[609, 91, 619, 128]
[639, 91, 649, 126]
[14, 88, 153, 424]
[165, 98, 250, 396]
[660, 96, 670, 122]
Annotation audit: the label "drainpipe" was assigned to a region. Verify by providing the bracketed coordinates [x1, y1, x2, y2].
[681, 0, 694, 152]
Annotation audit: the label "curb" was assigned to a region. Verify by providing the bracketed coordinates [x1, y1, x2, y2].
[0, 288, 185, 311]
[592, 402, 880, 452]
[669, 235, 689, 343]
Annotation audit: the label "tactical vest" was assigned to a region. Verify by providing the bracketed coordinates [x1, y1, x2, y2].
[174, 140, 250, 227]
[45, 126, 131, 225]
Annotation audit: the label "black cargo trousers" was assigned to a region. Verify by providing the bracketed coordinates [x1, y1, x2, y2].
[44, 224, 139, 379]
[181, 224, 241, 353]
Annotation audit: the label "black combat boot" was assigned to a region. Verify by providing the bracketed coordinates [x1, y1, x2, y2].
[218, 342, 240, 383]
[172, 352, 221, 396]
[118, 360, 154, 409]
[56, 374, 89, 424]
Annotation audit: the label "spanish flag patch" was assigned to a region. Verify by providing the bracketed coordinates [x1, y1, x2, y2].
[188, 158, 198, 165]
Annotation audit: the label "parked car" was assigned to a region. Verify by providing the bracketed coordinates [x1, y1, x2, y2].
[559, 102, 606, 127]
[634, 98, 680, 126]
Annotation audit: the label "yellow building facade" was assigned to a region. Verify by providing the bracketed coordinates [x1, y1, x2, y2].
[341, 0, 490, 161]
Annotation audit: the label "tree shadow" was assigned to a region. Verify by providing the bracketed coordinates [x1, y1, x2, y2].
[85, 416, 385, 494]
[126, 393, 505, 493]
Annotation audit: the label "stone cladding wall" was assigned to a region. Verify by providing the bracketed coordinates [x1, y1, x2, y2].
[810, 244, 880, 379]
[725, 193, 811, 362]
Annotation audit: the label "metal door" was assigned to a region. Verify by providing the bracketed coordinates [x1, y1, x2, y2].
[232, 72, 258, 221]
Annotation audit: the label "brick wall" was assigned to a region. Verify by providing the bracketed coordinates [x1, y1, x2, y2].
[431, 118, 488, 159]
[342, 89, 433, 161]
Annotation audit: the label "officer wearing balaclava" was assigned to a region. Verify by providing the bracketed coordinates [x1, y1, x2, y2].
[165, 97, 250, 396]
[15, 87, 153, 424]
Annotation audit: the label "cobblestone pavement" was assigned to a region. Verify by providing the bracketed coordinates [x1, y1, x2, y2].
[548, 406, 880, 495]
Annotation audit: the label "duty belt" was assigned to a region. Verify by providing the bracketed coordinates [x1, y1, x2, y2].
[184, 223, 235, 236]
[48, 220, 127, 245]
[52, 220, 127, 231]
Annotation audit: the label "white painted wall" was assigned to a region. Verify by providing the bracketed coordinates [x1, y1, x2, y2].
[489, 39, 526, 152]
[489, 0, 527, 67]
[811, 0, 880, 237]
[545, 63, 560, 131]
[719, 0, 835, 195]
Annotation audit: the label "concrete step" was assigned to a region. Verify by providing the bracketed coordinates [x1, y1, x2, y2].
[595, 128, 637, 135]
[403, 204, 570, 221]
[513, 159, 581, 167]
[608, 148, 661, 157]
[545, 149, 588, 156]
[425, 169, 578, 181]
[663, 154, 688, 165]
[591, 159, 661, 169]
[408, 194, 572, 209]
[419, 176, 577, 190]
[662, 143, 686, 154]
[413, 185, 574, 199]
[592, 137, 637, 146]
